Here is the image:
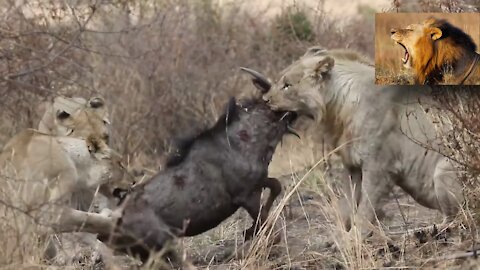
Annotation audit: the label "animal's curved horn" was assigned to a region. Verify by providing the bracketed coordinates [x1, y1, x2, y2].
[287, 126, 300, 139]
[240, 67, 271, 94]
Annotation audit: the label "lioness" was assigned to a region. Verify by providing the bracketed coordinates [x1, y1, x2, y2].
[391, 17, 480, 85]
[241, 47, 463, 241]
[38, 96, 120, 200]
[0, 96, 127, 266]
[38, 96, 110, 138]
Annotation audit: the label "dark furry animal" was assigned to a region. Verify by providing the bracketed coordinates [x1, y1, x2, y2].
[165, 98, 237, 168]
[101, 97, 296, 262]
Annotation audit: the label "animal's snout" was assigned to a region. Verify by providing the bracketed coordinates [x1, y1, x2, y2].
[87, 139, 100, 153]
[390, 28, 397, 35]
[113, 187, 129, 200]
[103, 132, 110, 144]
[263, 95, 271, 104]
[87, 133, 110, 153]
[87, 135, 113, 160]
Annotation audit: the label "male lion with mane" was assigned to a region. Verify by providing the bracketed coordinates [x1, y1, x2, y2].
[241, 47, 463, 244]
[391, 17, 480, 85]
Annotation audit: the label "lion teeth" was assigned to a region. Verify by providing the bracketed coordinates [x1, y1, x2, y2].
[402, 50, 409, 64]
[280, 112, 290, 121]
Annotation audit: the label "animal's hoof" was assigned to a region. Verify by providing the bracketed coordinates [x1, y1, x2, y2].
[99, 208, 113, 217]
[310, 240, 336, 251]
[243, 228, 255, 241]
[269, 231, 282, 245]
[100, 208, 122, 220]
[183, 262, 198, 270]
[212, 245, 236, 263]
[70, 249, 101, 268]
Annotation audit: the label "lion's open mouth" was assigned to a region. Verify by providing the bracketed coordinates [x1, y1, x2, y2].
[397, 42, 409, 64]
[279, 111, 300, 138]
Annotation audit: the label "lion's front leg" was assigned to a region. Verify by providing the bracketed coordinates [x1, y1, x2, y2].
[43, 207, 120, 268]
[353, 168, 394, 239]
[337, 167, 363, 231]
[54, 207, 117, 235]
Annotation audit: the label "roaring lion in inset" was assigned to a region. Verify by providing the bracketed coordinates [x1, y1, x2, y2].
[241, 47, 463, 243]
[0, 96, 130, 266]
[391, 17, 480, 85]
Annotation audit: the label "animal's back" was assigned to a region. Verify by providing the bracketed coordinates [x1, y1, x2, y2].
[125, 157, 238, 236]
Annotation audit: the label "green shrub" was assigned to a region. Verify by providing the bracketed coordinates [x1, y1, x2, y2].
[273, 7, 314, 42]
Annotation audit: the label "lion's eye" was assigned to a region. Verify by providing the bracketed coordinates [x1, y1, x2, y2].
[282, 83, 291, 91]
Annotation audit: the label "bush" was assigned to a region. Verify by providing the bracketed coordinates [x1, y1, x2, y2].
[273, 7, 314, 42]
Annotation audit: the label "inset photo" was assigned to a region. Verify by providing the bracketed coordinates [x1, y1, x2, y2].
[375, 13, 480, 85]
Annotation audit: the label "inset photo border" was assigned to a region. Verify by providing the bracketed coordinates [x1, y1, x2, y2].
[375, 13, 480, 85]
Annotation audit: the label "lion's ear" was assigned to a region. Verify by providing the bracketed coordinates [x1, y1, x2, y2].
[314, 57, 335, 76]
[304, 46, 327, 57]
[88, 97, 105, 108]
[429, 27, 442, 40]
[423, 17, 436, 26]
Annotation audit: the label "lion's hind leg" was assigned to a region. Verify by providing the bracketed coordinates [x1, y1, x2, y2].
[433, 158, 463, 219]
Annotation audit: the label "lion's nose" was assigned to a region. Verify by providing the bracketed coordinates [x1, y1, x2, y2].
[263, 96, 270, 104]
[103, 133, 110, 144]
[390, 28, 397, 35]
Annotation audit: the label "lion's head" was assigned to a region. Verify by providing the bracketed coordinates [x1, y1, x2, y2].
[391, 17, 478, 84]
[39, 96, 135, 199]
[39, 96, 110, 154]
[242, 47, 335, 121]
[242, 47, 334, 121]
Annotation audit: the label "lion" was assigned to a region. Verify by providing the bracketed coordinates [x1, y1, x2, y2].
[241, 47, 464, 243]
[0, 96, 129, 267]
[38, 96, 110, 138]
[391, 17, 480, 85]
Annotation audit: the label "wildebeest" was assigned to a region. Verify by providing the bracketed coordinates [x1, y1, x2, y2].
[100, 97, 297, 263]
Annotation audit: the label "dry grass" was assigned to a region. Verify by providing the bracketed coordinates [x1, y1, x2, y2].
[375, 13, 480, 85]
